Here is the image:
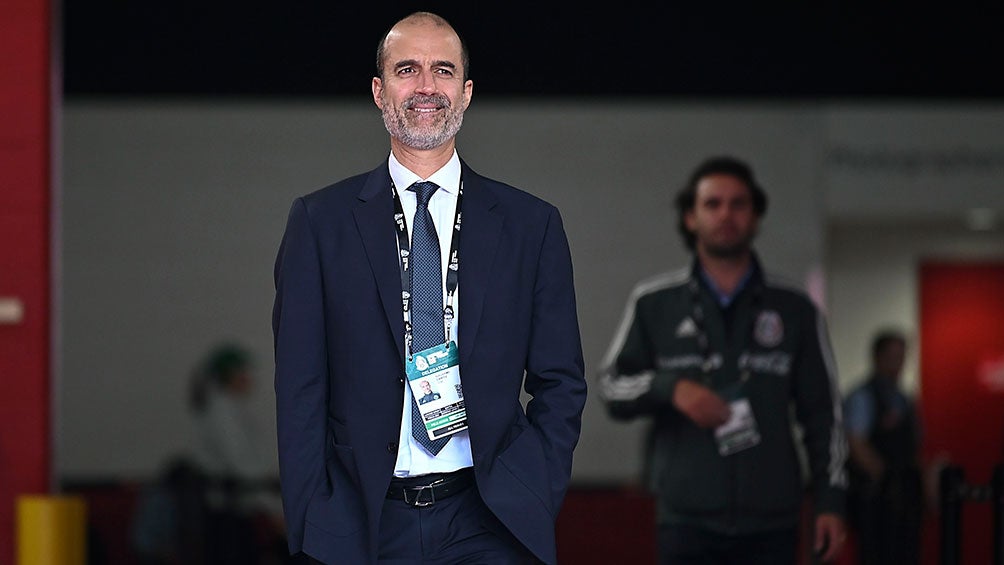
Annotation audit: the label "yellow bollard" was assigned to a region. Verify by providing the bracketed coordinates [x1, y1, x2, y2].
[15, 495, 87, 565]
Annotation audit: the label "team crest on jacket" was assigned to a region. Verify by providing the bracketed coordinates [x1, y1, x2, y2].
[754, 310, 784, 347]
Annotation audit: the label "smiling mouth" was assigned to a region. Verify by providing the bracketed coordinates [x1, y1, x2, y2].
[407, 94, 449, 112]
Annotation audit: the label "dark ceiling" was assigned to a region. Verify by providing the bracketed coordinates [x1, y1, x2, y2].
[62, 3, 1004, 99]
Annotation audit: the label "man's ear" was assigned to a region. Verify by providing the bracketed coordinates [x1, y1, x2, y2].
[684, 209, 697, 232]
[461, 79, 473, 111]
[372, 77, 384, 110]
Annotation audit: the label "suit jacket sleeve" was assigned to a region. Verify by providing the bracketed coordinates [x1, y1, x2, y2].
[523, 206, 588, 511]
[272, 197, 329, 553]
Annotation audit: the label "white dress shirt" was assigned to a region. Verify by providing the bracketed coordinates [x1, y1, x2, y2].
[388, 150, 474, 477]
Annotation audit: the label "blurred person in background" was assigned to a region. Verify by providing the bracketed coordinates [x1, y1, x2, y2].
[599, 155, 848, 564]
[189, 342, 287, 564]
[131, 456, 208, 565]
[843, 329, 923, 565]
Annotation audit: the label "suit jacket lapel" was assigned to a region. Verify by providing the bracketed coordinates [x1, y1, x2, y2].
[353, 165, 407, 362]
[458, 164, 503, 365]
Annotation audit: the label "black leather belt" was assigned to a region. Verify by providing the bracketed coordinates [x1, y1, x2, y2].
[386, 468, 474, 507]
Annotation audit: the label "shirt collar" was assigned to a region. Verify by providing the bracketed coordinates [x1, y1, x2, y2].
[692, 253, 762, 308]
[700, 267, 752, 307]
[388, 150, 461, 196]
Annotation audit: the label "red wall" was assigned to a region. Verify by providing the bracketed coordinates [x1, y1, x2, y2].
[920, 261, 1004, 565]
[0, 0, 52, 561]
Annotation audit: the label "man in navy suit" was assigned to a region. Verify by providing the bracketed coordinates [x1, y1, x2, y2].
[272, 11, 586, 565]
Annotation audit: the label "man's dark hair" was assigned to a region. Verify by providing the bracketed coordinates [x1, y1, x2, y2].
[673, 156, 768, 251]
[375, 12, 470, 81]
[871, 329, 906, 359]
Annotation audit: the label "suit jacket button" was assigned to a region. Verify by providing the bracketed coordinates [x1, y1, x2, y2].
[387, 442, 397, 453]
[398, 378, 405, 387]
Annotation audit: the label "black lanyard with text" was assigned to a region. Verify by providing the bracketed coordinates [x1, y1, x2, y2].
[391, 177, 463, 360]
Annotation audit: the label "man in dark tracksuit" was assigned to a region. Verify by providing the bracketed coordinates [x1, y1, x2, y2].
[600, 156, 848, 564]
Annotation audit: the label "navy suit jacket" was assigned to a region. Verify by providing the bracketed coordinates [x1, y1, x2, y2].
[272, 159, 586, 564]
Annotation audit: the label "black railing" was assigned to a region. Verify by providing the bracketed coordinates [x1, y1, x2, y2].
[939, 463, 1004, 565]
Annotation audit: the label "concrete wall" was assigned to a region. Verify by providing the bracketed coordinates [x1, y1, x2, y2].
[59, 98, 1004, 483]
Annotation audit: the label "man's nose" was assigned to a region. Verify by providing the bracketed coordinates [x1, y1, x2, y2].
[416, 71, 437, 93]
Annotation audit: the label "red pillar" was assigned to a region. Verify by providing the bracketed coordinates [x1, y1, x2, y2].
[0, 0, 54, 561]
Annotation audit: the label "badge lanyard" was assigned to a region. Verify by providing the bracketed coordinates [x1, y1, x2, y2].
[391, 177, 463, 361]
[687, 279, 762, 388]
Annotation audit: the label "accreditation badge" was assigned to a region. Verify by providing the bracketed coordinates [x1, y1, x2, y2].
[714, 398, 761, 456]
[407, 341, 467, 441]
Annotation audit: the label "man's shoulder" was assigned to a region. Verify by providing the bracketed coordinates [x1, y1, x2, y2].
[760, 271, 818, 309]
[284, 167, 386, 221]
[463, 164, 557, 213]
[843, 380, 878, 420]
[630, 268, 691, 304]
[302, 169, 376, 202]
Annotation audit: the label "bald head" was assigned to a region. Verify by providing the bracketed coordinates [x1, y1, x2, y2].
[375, 12, 469, 81]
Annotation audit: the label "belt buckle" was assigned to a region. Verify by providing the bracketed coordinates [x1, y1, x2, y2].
[402, 477, 444, 507]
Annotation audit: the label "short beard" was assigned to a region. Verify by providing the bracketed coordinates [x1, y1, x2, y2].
[703, 243, 750, 259]
[701, 231, 756, 259]
[381, 94, 465, 150]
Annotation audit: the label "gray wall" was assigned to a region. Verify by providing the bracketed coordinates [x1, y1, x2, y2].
[59, 98, 1004, 483]
[821, 104, 1004, 396]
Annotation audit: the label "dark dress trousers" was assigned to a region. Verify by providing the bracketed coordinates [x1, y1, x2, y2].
[272, 160, 586, 565]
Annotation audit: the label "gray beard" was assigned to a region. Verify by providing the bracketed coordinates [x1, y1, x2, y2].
[381, 101, 465, 150]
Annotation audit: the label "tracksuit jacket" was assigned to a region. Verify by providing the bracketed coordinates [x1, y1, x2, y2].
[600, 256, 847, 534]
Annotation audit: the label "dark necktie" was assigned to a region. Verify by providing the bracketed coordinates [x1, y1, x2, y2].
[408, 181, 449, 455]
